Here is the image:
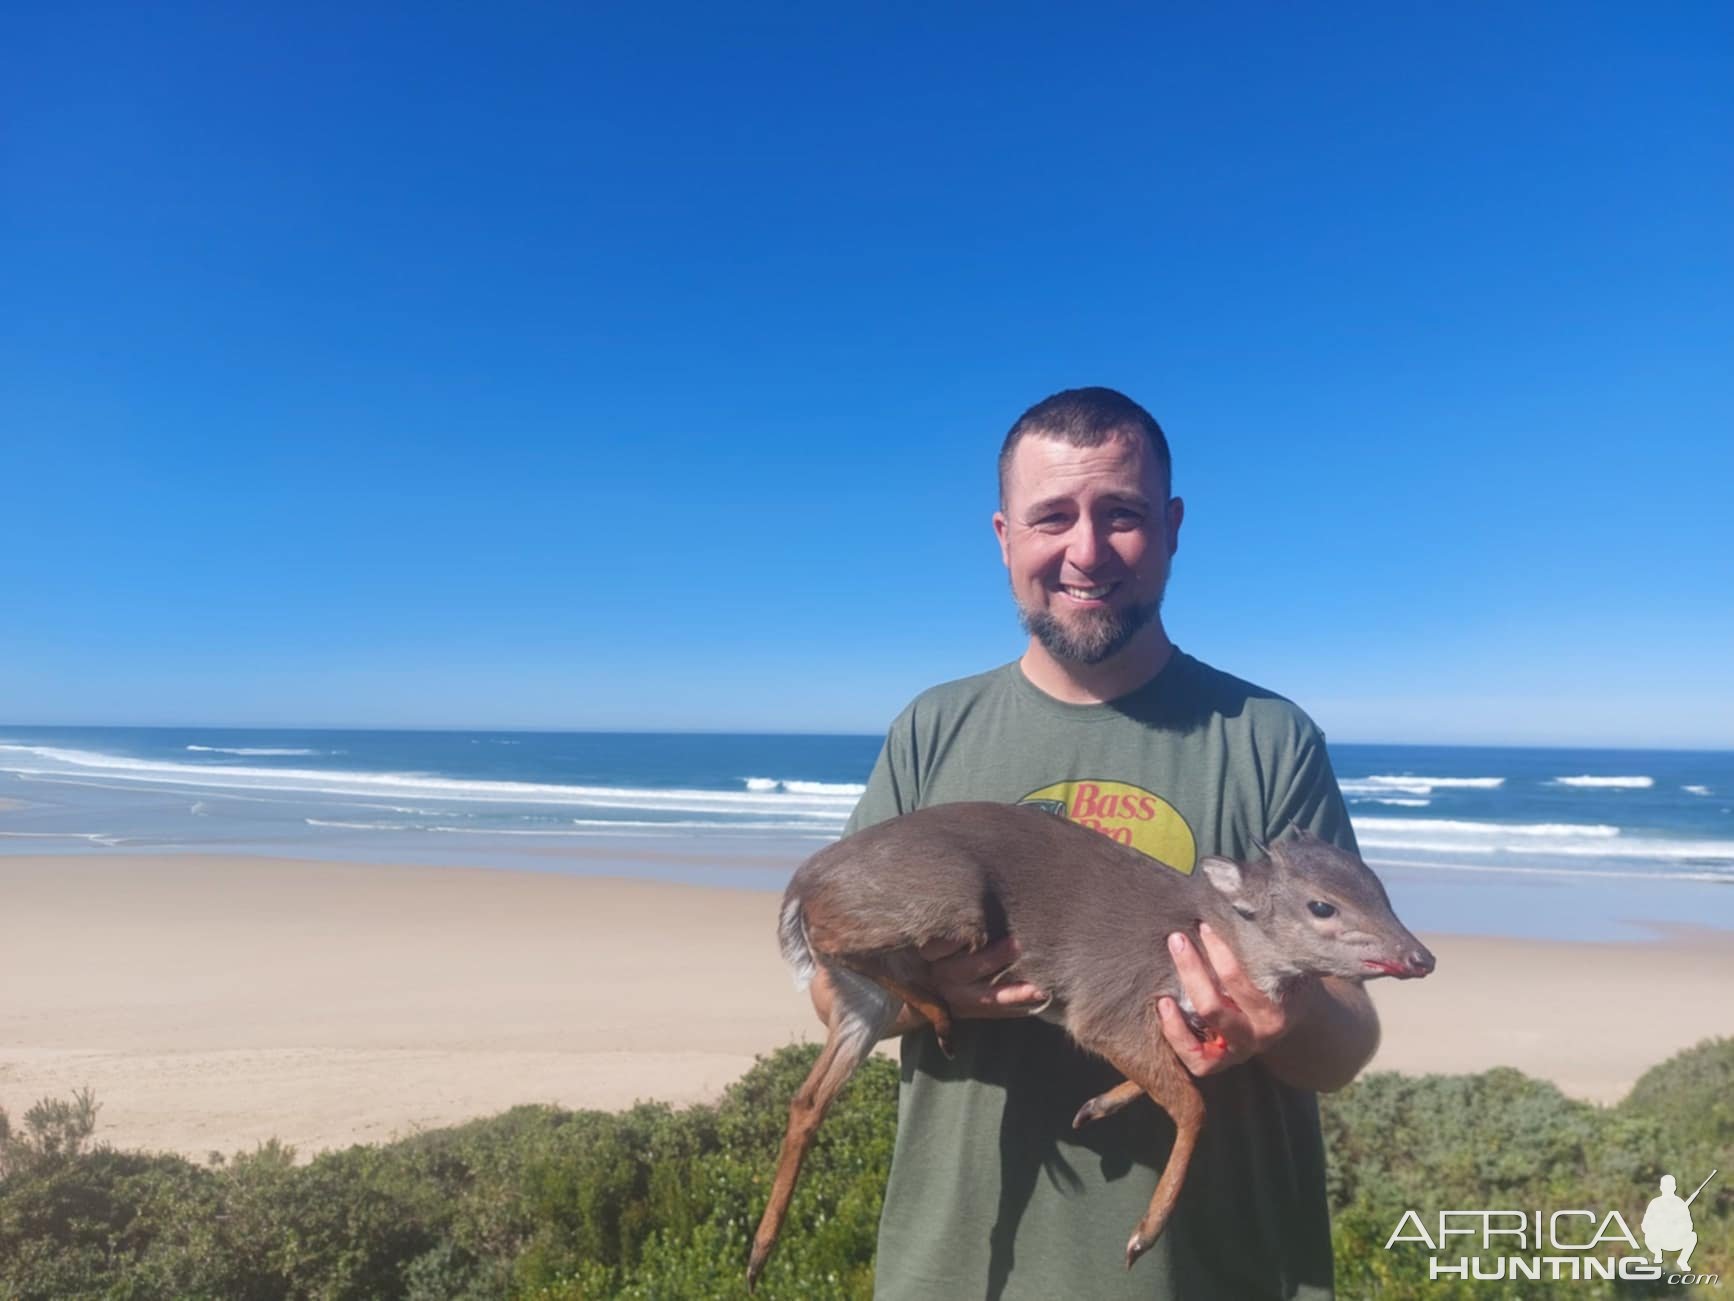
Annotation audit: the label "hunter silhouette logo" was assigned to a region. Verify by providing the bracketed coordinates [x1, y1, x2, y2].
[1383, 1167, 1721, 1285]
[1643, 1170, 1715, 1272]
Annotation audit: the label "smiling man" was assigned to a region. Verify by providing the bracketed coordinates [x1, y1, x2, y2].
[819, 387, 1377, 1299]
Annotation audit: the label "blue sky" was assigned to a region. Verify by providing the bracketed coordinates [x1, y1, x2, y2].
[4, 3, 1730, 746]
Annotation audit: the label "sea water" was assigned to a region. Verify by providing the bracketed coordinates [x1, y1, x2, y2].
[2, 727, 1731, 940]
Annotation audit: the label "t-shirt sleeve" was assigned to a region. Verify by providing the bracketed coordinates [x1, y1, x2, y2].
[843, 704, 919, 835]
[1265, 724, 1358, 854]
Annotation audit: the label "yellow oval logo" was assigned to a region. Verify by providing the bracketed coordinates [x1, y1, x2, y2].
[1019, 780, 1195, 874]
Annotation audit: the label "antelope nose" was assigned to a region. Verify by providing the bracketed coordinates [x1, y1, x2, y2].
[1407, 945, 1436, 977]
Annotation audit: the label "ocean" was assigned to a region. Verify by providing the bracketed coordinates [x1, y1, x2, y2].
[2, 726, 1731, 941]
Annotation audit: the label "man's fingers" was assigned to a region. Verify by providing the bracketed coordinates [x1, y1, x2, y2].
[919, 936, 1047, 1016]
[933, 935, 1021, 985]
[982, 980, 1045, 1006]
[1157, 997, 1212, 1074]
[1167, 931, 1223, 1019]
[1160, 996, 1246, 1075]
[1195, 922, 1246, 989]
[1197, 922, 1287, 1037]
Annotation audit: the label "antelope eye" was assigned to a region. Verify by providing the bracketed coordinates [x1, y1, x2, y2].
[1307, 901, 1337, 919]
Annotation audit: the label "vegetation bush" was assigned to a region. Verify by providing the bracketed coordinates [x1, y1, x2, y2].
[2, 1039, 1727, 1298]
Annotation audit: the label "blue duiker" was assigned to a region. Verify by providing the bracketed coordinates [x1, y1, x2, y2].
[747, 800, 1433, 1288]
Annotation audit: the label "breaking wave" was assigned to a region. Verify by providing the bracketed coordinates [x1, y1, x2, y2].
[1340, 775, 1505, 797]
[186, 746, 323, 756]
[1350, 815, 1734, 864]
[0, 744, 855, 818]
[743, 776, 867, 796]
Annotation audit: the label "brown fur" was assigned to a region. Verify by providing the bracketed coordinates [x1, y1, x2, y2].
[746, 801, 1433, 1288]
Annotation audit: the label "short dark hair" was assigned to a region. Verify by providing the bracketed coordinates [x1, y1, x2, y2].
[997, 386, 1172, 506]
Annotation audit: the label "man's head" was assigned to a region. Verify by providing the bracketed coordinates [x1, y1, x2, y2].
[992, 387, 1183, 669]
[1662, 1175, 1677, 1195]
[997, 387, 1173, 509]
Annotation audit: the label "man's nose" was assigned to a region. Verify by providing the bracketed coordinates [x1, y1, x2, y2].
[1064, 519, 1108, 571]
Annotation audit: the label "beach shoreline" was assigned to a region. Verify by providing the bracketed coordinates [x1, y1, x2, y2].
[3, 852, 1731, 1161]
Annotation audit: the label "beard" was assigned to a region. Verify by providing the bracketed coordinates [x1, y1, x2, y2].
[1019, 592, 1161, 665]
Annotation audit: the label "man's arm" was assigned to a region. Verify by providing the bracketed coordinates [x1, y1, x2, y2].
[1258, 976, 1380, 1092]
[1158, 721, 1382, 1091]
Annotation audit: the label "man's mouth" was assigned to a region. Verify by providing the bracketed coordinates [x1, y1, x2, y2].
[1058, 582, 1116, 603]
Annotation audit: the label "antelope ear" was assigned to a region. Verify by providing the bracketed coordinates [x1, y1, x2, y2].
[1199, 856, 1244, 898]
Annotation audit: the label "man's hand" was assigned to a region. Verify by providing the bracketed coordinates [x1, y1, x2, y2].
[1157, 923, 1380, 1091]
[919, 935, 1049, 1020]
[806, 936, 1049, 1039]
[1157, 923, 1293, 1075]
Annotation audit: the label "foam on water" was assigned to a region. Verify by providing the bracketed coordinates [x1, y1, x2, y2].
[1340, 775, 1505, 796]
[0, 744, 858, 818]
[1552, 775, 1654, 788]
[0, 830, 126, 847]
[1354, 817, 1621, 838]
[187, 745, 324, 756]
[1351, 815, 1734, 865]
[743, 776, 867, 796]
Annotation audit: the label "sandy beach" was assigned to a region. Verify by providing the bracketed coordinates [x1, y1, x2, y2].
[2, 852, 1731, 1160]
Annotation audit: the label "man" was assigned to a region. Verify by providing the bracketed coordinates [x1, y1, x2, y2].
[811, 387, 1378, 1298]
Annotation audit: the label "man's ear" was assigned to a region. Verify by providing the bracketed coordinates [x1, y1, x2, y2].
[992, 510, 1010, 567]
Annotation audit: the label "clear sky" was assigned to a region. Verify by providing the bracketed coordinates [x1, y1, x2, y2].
[4, 3, 1730, 747]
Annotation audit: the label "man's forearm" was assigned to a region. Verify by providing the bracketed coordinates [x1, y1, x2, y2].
[1259, 977, 1380, 1093]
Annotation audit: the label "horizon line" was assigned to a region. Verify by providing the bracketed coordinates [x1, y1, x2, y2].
[2, 722, 1730, 754]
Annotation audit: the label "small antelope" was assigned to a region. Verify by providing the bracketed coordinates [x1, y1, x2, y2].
[747, 801, 1433, 1288]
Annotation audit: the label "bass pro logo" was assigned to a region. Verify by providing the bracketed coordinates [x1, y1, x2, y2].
[1019, 779, 1196, 873]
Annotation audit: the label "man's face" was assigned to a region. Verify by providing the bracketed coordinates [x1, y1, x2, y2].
[992, 431, 1183, 665]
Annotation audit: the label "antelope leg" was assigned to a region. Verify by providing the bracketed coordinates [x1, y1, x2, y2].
[853, 964, 956, 1056]
[747, 971, 896, 1291]
[1071, 1078, 1146, 1129]
[1099, 1040, 1205, 1270]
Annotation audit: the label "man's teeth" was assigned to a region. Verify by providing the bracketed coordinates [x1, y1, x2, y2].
[1063, 584, 1112, 599]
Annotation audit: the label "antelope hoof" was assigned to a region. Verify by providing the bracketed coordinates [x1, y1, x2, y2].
[1072, 1098, 1102, 1130]
[1126, 1229, 1155, 1270]
[746, 1243, 770, 1292]
[936, 1032, 956, 1059]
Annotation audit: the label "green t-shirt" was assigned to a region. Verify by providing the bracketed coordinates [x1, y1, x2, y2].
[845, 651, 1357, 1301]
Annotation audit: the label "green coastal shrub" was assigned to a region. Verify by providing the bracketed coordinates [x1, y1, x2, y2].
[1, 1040, 1728, 1298]
[1320, 1037, 1732, 1300]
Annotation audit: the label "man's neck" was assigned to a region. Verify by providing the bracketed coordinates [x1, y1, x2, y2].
[1018, 625, 1177, 705]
